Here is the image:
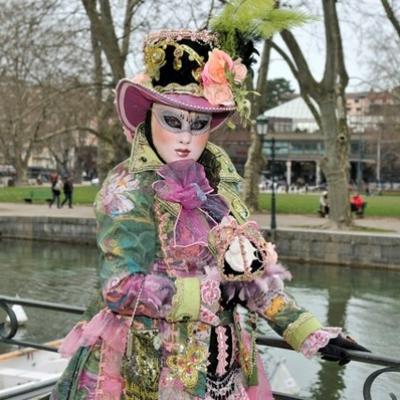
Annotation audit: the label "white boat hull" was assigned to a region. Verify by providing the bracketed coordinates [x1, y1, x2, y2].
[0, 340, 68, 399]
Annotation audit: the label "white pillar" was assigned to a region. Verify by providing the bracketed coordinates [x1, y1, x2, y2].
[286, 160, 292, 187]
[316, 162, 321, 186]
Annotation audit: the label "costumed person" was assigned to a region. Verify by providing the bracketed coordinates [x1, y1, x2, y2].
[50, 30, 369, 400]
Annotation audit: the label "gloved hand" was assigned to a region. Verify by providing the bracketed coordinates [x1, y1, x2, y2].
[319, 335, 370, 365]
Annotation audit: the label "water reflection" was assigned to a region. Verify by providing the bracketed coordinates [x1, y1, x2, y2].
[0, 238, 99, 352]
[0, 239, 399, 399]
[281, 262, 400, 399]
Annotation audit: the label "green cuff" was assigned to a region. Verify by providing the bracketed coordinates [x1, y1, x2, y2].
[167, 277, 201, 322]
[283, 312, 322, 351]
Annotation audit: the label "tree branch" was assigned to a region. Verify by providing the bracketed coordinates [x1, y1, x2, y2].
[280, 29, 319, 97]
[270, 40, 297, 82]
[381, 0, 400, 38]
[121, 0, 142, 62]
[255, 39, 271, 116]
[269, 41, 321, 128]
[35, 125, 113, 145]
[82, 0, 125, 82]
[321, 0, 348, 91]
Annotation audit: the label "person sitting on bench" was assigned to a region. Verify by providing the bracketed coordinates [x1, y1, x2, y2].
[350, 193, 366, 217]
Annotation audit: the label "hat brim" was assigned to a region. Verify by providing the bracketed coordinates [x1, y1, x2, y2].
[115, 79, 235, 133]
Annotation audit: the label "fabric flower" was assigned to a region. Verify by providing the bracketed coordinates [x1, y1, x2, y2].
[233, 58, 247, 83]
[201, 49, 233, 85]
[201, 49, 247, 106]
[98, 170, 139, 216]
[166, 343, 209, 389]
[131, 72, 152, 86]
[203, 83, 234, 106]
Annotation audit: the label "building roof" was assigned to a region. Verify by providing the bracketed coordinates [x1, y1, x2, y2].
[262, 96, 319, 132]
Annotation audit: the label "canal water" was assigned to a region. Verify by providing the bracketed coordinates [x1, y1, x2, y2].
[0, 238, 399, 399]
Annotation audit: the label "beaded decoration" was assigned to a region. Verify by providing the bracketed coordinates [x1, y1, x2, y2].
[205, 367, 249, 400]
[166, 341, 209, 389]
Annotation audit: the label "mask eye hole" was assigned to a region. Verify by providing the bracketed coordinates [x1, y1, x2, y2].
[190, 119, 210, 131]
[163, 115, 182, 129]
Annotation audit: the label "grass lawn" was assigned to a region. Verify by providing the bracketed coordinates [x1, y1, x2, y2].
[0, 185, 100, 205]
[1, 185, 399, 217]
[259, 193, 400, 218]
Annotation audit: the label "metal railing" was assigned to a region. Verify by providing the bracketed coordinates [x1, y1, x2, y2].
[1, 296, 399, 400]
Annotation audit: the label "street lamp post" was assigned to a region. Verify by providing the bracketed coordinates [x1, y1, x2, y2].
[256, 116, 277, 241]
[355, 124, 363, 192]
[270, 137, 277, 239]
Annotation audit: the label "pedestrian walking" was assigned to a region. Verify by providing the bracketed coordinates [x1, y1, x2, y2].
[49, 174, 62, 209]
[61, 176, 73, 208]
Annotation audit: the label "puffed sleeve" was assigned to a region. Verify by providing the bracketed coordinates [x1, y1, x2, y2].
[94, 162, 177, 319]
[94, 162, 213, 324]
[212, 215, 323, 352]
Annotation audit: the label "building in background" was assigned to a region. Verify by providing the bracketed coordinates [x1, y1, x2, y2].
[213, 90, 400, 190]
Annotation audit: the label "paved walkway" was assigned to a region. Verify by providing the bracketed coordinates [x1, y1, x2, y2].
[1, 202, 399, 235]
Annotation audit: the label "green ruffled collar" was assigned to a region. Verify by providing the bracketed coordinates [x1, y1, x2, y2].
[129, 123, 242, 184]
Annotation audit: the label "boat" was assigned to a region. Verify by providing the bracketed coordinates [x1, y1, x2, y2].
[0, 340, 68, 400]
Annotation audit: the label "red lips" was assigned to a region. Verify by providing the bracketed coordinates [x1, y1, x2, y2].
[175, 149, 191, 158]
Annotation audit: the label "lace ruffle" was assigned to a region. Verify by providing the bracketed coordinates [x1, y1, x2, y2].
[300, 327, 342, 358]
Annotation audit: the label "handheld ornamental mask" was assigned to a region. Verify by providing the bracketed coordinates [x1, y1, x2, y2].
[224, 236, 259, 273]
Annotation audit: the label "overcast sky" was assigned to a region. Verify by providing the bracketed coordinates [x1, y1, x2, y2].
[265, 1, 393, 93]
[123, 1, 397, 95]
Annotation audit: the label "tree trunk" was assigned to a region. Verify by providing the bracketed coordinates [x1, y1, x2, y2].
[319, 98, 352, 227]
[243, 132, 263, 211]
[82, 0, 133, 182]
[274, 0, 352, 228]
[13, 158, 28, 186]
[242, 39, 272, 211]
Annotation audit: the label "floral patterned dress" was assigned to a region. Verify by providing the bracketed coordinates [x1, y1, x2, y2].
[50, 128, 339, 400]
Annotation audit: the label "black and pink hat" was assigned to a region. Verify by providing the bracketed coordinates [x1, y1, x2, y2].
[115, 29, 248, 135]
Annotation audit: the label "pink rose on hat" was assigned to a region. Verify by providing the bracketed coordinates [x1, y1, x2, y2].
[201, 49, 247, 106]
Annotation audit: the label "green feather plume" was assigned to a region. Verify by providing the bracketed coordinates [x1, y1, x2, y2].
[211, 0, 313, 59]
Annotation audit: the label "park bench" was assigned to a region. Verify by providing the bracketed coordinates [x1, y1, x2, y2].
[351, 202, 367, 218]
[24, 190, 52, 204]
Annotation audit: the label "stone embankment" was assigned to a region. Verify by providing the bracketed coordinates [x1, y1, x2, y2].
[0, 203, 399, 270]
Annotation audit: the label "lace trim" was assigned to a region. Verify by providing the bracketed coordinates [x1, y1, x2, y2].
[216, 326, 229, 376]
[300, 327, 342, 359]
[205, 368, 249, 400]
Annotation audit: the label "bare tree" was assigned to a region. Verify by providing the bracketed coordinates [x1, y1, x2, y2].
[0, 0, 94, 184]
[80, 0, 222, 179]
[271, 0, 352, 228]
[242, 40, 272, 211]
